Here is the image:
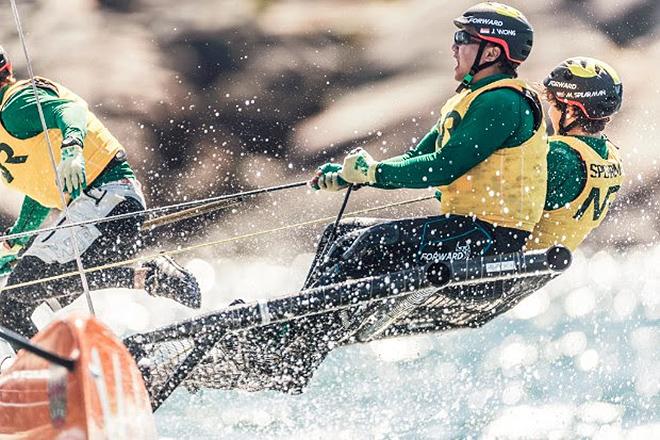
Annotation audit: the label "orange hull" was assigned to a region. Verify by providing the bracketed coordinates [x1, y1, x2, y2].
[0, 314, 157, 439]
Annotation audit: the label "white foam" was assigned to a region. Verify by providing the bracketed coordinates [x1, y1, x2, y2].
[511, 289, 550, 320]
[559, 331, 588, 357]
[485, 404, 576, 439]
[368, 334, 433, 363]
[577, 349, 600, 371]
[564, 286, 596, 317]
[185, 258, 216, 295]
[47, 288, 197, 338]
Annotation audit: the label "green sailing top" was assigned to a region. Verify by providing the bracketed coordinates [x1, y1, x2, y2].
[545, 135, 609, 210]
[338, 72, 591, 210]
[0, 83, 135, 245]
[321, 73, 538, 189]
[374, 73, 537, 189]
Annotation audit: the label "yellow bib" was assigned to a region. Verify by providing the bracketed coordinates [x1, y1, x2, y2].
[0, 77, 124, 209]
[435, 78, 548, 231]
[526, 136, 623, 251]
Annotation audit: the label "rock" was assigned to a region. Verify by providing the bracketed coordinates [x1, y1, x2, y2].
[0, 0, 656, 249]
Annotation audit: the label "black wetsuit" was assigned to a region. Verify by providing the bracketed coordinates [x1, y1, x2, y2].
[304, 215, 529, 290]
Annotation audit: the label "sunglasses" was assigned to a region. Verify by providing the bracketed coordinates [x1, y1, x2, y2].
[454, 30, 480, 45]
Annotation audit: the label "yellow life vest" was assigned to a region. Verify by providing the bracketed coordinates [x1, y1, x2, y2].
[526, 135, 623, 251]
[0, 77, 124, 209]
[435, 78, 548, 232]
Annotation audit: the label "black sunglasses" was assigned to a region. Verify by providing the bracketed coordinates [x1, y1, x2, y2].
[454, 30, 480, 45]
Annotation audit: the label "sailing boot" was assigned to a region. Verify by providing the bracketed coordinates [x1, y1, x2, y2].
[141, 256, 202, 309]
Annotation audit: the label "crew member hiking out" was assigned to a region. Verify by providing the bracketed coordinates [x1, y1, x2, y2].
[526, 57, 624, 251]
[0, 47, 201, 339]
[306, 2, 548, 289]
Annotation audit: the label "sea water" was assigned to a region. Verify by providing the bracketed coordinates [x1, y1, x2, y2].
[53, 246, 660, 439]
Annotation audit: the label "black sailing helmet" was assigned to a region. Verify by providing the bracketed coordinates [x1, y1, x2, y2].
[454, 2, 534, 90]
[544, 57, 623, 120]
[0, 46, 12, 83]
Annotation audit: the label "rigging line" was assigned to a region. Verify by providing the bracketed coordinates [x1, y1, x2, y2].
[9, 0, 95, 314]
[0, 180, 309, 244]
[0, 324, 75, 370]
[142, 199, 242, 229]
[302, 184, 354, 289]
[1, 195, 435, 293]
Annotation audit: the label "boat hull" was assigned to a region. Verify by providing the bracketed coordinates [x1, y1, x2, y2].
[0, 314, 156, 439]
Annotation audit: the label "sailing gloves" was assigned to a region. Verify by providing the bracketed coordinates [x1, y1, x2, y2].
[310, 163, 349, 192]
[340, 148, 379, 185]
[58, 137, 87, 200]
[311, 148, 379, 192]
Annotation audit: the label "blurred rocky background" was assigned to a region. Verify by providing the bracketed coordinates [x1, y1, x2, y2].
[0, 0, 657, 252]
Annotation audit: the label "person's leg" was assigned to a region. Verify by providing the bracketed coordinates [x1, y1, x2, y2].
[302, 217, 389, 289]
[0, 191, 142, 339]
[439, 221, 530, 301]
[22, 179, 200, 308]
[304, 215, 499, 289]
[0, 255, 72, 338]
[1, 178, 187, 339]
[17, 182, 145, 293]
[80, 194, 202, 308]
[81, 191, 145, 290]
[347, 215, 500, 274]
[91, 181, 201, 308]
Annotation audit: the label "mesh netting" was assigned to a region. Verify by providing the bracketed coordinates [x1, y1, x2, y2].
[128, 276, 552, 410]
[128, 311, 358, 409]
[125, 250, 566, 410]
[383, 274, 556, 337]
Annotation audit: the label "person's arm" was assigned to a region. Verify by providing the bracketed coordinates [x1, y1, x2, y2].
[2, 85, 87, 144]
[545, 141, 585, 210]
[7, 196, 51, 247]
[3, 84, 89, 198]
[374, 88, 534, 188]
[372, 129, 439, 189]
[380, 129, 439, 164]
[312, 129, 440, 191]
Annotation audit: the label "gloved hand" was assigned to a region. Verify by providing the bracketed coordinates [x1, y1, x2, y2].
[0, 241, 21, 277]
[309, 163, 349, 192]
[340, 148, 379, 185]
[58, 137, 86, 200]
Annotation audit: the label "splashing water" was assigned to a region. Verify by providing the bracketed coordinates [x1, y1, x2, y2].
[55, 246, 660, 439]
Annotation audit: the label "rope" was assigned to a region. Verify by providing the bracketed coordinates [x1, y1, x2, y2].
[1, 195, 434, 294]
[1, 181, 309, 244]
[142, 199, 242, 229]
[303, 185, 355, 288]
[9, 0, 95, 314]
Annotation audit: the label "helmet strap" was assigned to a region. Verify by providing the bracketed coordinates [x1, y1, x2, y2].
[558, 103, 579, 135]
[456, 40, 503, 93]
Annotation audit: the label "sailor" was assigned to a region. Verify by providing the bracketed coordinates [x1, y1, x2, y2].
[526, 57, 624, 251]
[0, 46, 201, 339]
[307, 2, 548, 288]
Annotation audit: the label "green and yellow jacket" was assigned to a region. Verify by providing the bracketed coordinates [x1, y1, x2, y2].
[0, 77, 134, 246]
[526, 135, 623, 250]
[373, 73, 548, 232]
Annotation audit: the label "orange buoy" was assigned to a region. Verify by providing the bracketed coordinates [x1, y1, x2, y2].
[0, 314, 157, 439]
